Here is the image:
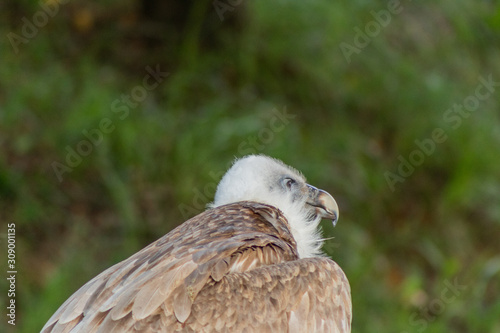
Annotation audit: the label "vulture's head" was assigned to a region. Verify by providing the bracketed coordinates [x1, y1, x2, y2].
[210, 155, 339, 258]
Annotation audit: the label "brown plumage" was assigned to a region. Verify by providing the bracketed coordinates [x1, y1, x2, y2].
[42, 155, 351, 332]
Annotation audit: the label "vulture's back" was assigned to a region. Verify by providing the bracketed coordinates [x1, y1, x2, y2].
[42, 202, 351, 333]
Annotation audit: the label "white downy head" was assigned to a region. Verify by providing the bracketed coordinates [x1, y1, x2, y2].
[210, 155, 339, 258]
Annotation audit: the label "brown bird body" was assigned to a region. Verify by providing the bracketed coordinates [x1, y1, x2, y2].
[42, 155, 351, 332]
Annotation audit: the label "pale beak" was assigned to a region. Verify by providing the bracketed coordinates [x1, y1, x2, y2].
[306, 184, 339, 226]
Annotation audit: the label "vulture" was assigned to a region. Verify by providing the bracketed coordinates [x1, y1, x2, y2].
[42, 155, 351, 332]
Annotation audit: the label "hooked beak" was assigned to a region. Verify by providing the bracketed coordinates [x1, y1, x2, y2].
[306, 184, 339, 227]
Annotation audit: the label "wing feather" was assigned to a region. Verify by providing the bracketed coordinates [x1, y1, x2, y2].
[185, 257, 351, 333]
[210, 258, 229, 281]
[42, 202, 352, 332]
[42, 202, 300, 332]
[133, 260, 197, 320]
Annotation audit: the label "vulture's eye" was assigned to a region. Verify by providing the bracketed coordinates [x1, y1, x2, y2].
[283, 177, 296, 190]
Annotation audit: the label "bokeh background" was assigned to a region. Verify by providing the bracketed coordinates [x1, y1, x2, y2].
[1, 0, 500, 332]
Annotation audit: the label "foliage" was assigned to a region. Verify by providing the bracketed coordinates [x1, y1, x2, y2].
[1, 0, 499, 332]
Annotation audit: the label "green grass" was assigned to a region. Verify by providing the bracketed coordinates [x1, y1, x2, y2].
[1, 0, 500, 332]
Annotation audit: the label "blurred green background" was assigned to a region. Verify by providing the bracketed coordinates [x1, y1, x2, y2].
[1, 0, 500, 332]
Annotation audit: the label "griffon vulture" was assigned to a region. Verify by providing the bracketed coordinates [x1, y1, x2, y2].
[42, 155, 351, 332]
